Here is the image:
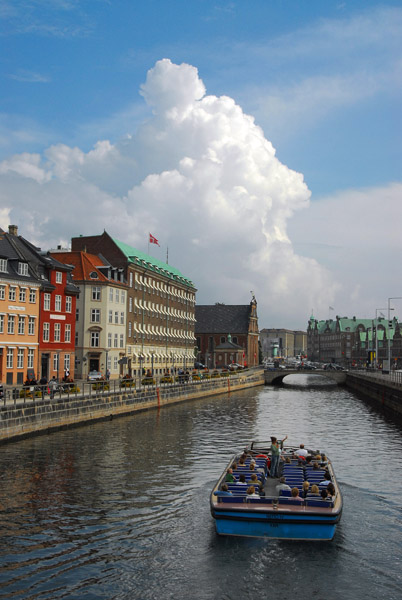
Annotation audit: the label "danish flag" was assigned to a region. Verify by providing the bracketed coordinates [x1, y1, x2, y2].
[149, 233, 160, 246]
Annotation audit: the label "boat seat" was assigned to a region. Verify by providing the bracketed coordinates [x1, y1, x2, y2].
[305, 499, 334, 508]
[278, 498, 304, 506]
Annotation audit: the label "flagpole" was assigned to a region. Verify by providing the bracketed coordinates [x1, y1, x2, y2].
[166, 246, 169, 264]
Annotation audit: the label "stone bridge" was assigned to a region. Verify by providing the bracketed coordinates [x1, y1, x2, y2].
[264, 368, 347, 385]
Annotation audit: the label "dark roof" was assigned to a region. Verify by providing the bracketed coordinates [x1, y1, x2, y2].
[195, 304, 252, 334]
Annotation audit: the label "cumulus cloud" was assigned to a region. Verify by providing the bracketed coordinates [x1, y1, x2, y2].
[0, 58, 340, 327]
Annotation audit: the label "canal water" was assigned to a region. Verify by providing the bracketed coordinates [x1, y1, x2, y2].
[0, 376, 401, 600]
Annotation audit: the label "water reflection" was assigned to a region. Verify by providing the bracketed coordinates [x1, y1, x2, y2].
[0, 377, 401, 599]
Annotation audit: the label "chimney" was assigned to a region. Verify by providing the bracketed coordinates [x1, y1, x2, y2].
[8, 224, 18, 236]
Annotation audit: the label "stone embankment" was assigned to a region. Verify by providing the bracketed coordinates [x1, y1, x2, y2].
[0, 368, 264, 444]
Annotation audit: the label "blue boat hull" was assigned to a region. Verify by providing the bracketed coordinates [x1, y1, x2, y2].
[214, 512, 337, 540]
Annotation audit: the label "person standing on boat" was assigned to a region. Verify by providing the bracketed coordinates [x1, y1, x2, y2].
[270, 435, 287, 478]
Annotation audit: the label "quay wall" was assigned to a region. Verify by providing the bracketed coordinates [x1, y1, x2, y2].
[345, 372, 402, 417]
[0, 368, 264, 444]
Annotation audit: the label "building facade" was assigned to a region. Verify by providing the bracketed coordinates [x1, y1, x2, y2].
[71, 232, 197, 375]
[51, 250, 127, 380]
[195, 298, 259, 368]
[38, 258, 79, 381]
[307, 314, 402, 369]
[0, 225, 79, 385]
[259, 328, 307, 360]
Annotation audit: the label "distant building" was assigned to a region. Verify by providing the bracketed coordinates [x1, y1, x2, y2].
[259, 328, 307, 360]
[195, 298, 259, 368]
[307, 314, 402, 368]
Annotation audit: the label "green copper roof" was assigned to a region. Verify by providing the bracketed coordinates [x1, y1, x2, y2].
[112, 237, 195, 288]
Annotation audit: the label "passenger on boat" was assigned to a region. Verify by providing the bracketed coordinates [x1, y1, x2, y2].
[225, 468, 236, 483]
[295, 444, 308, 457]
[237, 457, 247, 468]
[319, 472, 332, 486]
[214, 484, 233, 497]
[321, 489, 330, 500]
[326, 483, 335, 499]
[236, 474, 247, 484]
[276, 477, 291, 493]
[307, 484, 320, 497]
[231, 462, 237, 470]
[246, 486, 260, 498]
[247, 474, 264, 494]
[270, 435, 287, 478]
[302, 481, 310, 498]
[291, 487, 303, 500]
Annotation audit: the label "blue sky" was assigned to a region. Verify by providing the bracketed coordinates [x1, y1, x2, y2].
[1, 0, 401, 328]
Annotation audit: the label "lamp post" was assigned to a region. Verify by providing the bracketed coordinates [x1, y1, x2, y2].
[387, 298, 402, 373]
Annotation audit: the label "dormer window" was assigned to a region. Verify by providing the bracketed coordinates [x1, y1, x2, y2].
[18, 262, 28, 276]
[55, 271, 62, 284]
[0, 258, 7, 272]
[89, 271, 99, 279]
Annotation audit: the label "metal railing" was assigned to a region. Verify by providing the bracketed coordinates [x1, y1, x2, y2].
[0, 367, 261, 408]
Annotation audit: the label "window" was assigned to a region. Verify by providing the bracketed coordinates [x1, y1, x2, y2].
[76, 308, 79, 321]
[0, 315, 3, 333]
[55, 295, 62, 311]
[55, 271, 62, 284]
[65, 296, 72, 312]
[19, 288, 26, 302]
[0, 258, 7, 272]
[115, 289, 119, 303]
[129, 272, 133, 287]
[114, 311, 119, 324]
[29, 288, 36, 303]
[17, 349, 24, 369]
[0, 285, 4, 300]
[114, 333, 118, 348]
[6, 348, 13, 369]
[9, 287, 16, 301]
[75, 332, 78, 346]
[7, 315, 15, 334]
[90, 332, 99, 347]
[121, 291, 125, 304]
[28, 317, 35, 335]
[54, 323, 61, 342]
[128, 322, 132, 337]
[53, 353, 59, 372]
[91, 308, 100, 323]
[64, 354, 70, 370]
[232, 336, 238, 345]
[114, 356, 118, 369]
[65, 324, 71, 343]
[92, 287, 101, 301]
[108, 310, 113, 323]
[108, 333, 112, 347]
[120, 312, 124, 324]
[120, 334, 124, 348]
[18, 316, 25, 335]
[44, 293, 51, 310]
[220, 336, 225, 344]
[129, 297, 132, 312]
[18, 263, 29, 276]
[43, 322, 50, 342]
[109, 288, 113, 302]
[27, 349, 34, 369]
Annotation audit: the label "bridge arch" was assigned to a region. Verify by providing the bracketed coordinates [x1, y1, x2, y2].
[264, 369, 346, 386]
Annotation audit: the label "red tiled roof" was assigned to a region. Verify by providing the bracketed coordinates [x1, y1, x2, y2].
[50, 251, 110, 282]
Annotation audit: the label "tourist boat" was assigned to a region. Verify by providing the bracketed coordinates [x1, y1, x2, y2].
[210, 440, 342, 541]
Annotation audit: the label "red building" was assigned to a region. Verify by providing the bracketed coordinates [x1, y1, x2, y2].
[38, 258, 79, 381]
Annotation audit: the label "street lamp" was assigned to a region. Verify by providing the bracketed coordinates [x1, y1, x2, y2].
[387, 297, 402, 373]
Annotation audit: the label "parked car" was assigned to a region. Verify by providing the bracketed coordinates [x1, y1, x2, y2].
[87, 371, 104, 381]
[228, 363, 244, 370]
[194, 362, 206, 369]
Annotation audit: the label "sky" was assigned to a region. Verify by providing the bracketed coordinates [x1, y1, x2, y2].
[1, 0, 401, 329]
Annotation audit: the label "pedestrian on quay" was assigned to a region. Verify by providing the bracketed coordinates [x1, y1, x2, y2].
[48, 376, 58, 400]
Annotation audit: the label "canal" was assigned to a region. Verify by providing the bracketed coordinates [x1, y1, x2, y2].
[0, 376, 401, 600]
